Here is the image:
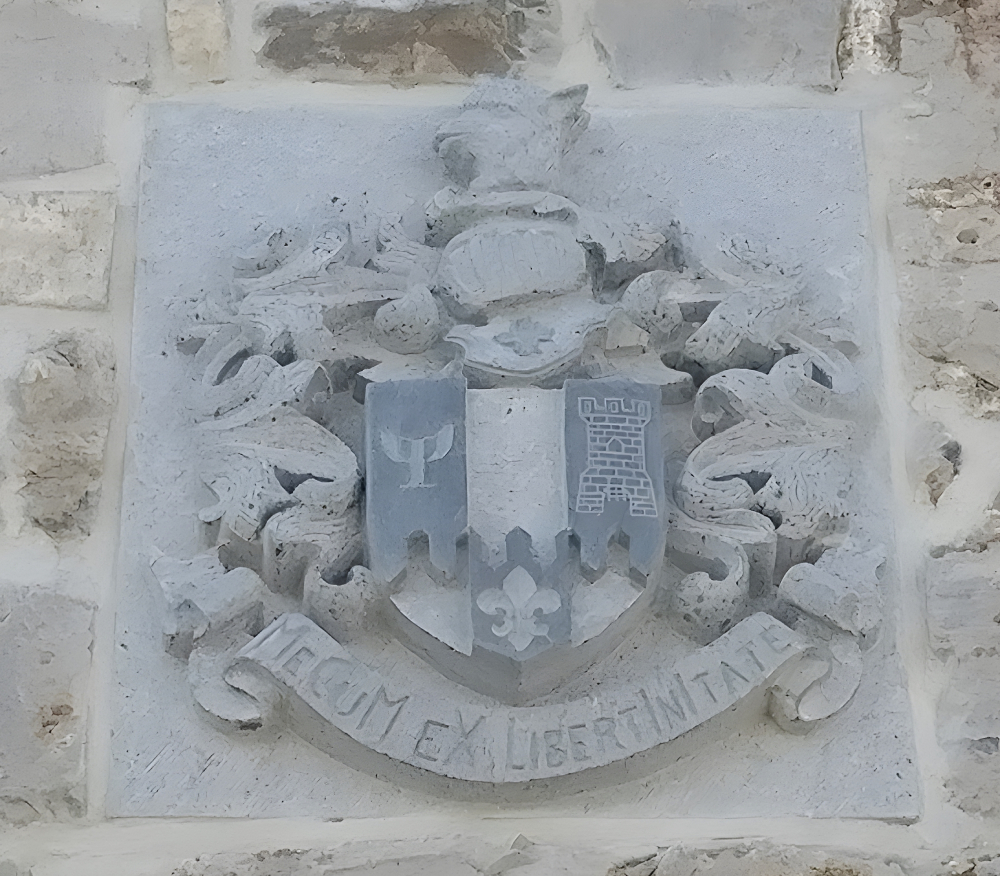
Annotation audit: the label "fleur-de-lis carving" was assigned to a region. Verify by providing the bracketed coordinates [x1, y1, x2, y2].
[476, 566, 561, 652]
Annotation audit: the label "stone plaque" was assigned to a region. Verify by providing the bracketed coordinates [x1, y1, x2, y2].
[112, 83, 918, 819]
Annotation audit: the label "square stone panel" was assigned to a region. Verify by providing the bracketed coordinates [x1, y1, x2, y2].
[112, 95, 917, 818]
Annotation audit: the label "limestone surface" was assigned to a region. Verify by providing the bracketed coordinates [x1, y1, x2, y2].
[0, 0, 147, 177]
[926, 544, 1000, 814]
[167, 838, 914, 876]
[256, 0, 558, 83]
[166, 0, 230, 79]
[0, 586, 94, 824]
[373, 285, 441, 354]
[9, 332, 116, 539]
[0, 192, 116, 309]
[616, 842, 908, 876]
[592, 0, 843, 87]
[890, 174, 1000, 396]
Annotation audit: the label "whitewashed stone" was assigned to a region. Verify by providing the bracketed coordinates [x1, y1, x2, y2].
[199, 406, 358, 542]
[666, 529, 750, 643]
[373, 285, 441, 354]
[231, 611, 805, 782]
[115, 93, 916, 818]
[906, 415, 961, 505]
[166, 0, 230, 79]
[304, 564, 384, 645]
[678, 358, 856, 570]
[890, 176, 1000, 399]
[173, 846, 480, 876]
[620, 842, 909, 876]
[592, 0, 843, 88]
[0, 587, 94, 824]
[435, 80, 589, 193]
[926, 544, 1000, 814]
[436, 222, 589, 310]
[779, 545, 884, 638]
[9, 332, 115, 539]
[581, 350, 694, 405]
[617, 271, 684, 338]
[570, 568, 641, 647]
[0, 192, 116, 309]
[768, 618, 864, 731]
[603, 312, 649, 356]
[152, 550, 266, 659]
[466, 388, 567, 565]
[168, 840, 911, 876]
[0, 1, 147, 177]
[390, 567, 473, 656]
[446, 299, 609, 381]
[262, 490, 363, 596]
[684, 284, 803, 378]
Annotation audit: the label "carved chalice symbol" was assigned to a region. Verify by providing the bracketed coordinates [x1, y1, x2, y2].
[379, 424, 454, 488]
[476, 566, 561, 652]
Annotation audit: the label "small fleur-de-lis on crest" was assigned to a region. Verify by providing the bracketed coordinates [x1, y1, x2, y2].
[476, 566, 561, 652]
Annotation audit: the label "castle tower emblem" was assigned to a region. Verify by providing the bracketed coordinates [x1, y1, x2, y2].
[575, 397, 657, 517]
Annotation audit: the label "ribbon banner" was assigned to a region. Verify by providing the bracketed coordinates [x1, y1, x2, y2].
[232, 612, 805, 783]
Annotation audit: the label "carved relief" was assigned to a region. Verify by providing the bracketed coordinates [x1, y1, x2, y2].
[141, 80, 896, 792]
[576, 396, 657, 517]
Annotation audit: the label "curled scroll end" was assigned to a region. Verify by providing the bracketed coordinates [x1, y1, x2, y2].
[767, 628, 863, 733]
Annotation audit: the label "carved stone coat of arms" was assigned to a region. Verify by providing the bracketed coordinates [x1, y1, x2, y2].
[114, 81, 917, 815]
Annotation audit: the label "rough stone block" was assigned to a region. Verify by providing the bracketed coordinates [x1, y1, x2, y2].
[256, 0, 558, 83]
[616, 843, 907, 876]
[926, 544, 1000, 814]
[166, 0, 230, 79]
[899, 3, 1000, 93]
[0, 0, 147, 177]
[962, 0, 1000, 94]
[0, 586, 94, 824]
[889, 177, 1000, 403]
[592, 0, 843, 87]
[8, 332, 116, 539]
[838, 0, 897, 74]
[905, 414, 961, 506]
[0, 192, 116, 309]
[169, 840, 910, 876]
[174, 848, 479, 876]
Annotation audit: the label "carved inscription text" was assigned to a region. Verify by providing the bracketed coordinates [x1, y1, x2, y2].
[233, 612, 805, 782]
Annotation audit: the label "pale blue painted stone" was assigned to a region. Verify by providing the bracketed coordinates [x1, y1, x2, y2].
[565, 378, 666, 574]
[365, 377, 467, 580]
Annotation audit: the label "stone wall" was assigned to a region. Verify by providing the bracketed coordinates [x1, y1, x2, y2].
[2, 0, 1000, 873]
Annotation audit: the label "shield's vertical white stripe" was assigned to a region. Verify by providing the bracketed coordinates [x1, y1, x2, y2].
[466, 388, 568, 566]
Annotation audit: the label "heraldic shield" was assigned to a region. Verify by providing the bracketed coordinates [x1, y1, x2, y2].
[365, 376, 668, 704]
